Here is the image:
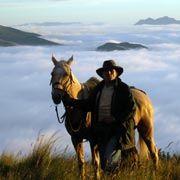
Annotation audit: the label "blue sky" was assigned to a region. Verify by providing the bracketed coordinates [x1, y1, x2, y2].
[1, 0, 180, 26]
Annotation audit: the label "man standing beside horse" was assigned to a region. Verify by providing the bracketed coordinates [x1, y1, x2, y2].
[60, 59, 138, 174]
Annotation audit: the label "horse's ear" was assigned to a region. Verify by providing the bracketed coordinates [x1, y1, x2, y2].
[67, 55, 73, 66]
[52, 55, 58, 65]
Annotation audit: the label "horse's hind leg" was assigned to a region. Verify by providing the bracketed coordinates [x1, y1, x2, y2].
[138, 124, 159, 169]
[141, 135, 158, 168]
[71, 137, 85, 180]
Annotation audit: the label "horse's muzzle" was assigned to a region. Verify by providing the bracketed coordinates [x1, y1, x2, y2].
[51, 88, 64, 104]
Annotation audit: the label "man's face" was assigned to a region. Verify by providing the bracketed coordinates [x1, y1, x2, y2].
[102, 68, 118, 83]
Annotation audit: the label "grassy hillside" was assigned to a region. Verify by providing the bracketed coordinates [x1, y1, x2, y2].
[0, 25, 60, 46]
[0, 134, 180, 180]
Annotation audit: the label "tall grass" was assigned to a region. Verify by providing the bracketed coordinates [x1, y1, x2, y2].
[0, 133, 180, 180]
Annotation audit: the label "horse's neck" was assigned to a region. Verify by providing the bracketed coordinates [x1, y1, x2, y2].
[68, 73, 83, 99]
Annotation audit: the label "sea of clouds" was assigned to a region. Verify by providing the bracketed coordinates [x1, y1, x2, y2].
[0, 23, 180, 157]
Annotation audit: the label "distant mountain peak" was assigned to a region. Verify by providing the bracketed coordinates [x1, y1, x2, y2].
[96, 42, 148, 51]
[135, 16, 180, 25]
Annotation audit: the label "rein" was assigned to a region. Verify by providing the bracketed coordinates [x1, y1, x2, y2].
[66, 108, 84, 133]
[55, 103, 84, 133]
[55, 105, 65, 124]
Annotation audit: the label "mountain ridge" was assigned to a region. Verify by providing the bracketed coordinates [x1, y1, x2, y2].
[96, 42, 148, 51]
[135, 16, 180, 25]
[0, 25, 60, 46]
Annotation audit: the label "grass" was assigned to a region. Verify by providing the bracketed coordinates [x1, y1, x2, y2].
[0, 133, 180, 180]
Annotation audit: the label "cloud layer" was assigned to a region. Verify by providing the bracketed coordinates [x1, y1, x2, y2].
[0, 23, 180, 156]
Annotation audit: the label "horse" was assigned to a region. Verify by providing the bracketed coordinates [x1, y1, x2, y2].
[131, 87, 159, 168]
[50, 55, 159, 179]
[50, 55, 101, 180]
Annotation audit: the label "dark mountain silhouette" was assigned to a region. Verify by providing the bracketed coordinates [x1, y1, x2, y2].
[0, 25, 60, 46]
[96, 42, 148, 51]
[135, 16, 180, 25]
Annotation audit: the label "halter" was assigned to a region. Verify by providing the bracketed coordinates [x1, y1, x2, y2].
[51, 66, 74, 95]
[51, 66, 84, 132]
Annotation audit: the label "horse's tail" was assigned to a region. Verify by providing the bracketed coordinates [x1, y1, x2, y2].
[138, 134, 149, 161]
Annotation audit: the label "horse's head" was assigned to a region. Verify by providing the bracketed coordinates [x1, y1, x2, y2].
[50, 55, 82, 105]
[50, 55, 73, 105]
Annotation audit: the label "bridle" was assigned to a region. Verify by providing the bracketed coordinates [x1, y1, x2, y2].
[51, 65, 74, 94]
[51, 65, 84, 132]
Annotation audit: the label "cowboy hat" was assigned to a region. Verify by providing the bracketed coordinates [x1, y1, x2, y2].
[96, 60, 123, 78]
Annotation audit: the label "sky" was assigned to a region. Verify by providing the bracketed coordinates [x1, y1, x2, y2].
[0, 0, 180, 26]
[0, 0, 180, 159]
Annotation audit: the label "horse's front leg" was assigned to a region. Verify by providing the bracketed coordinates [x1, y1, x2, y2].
[71, 136, 85, 180]
[90, 142, 101, 180]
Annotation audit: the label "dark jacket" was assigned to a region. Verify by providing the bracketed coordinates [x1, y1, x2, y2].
[72, 78, 136, 125]
[71, 78, 136, 145]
